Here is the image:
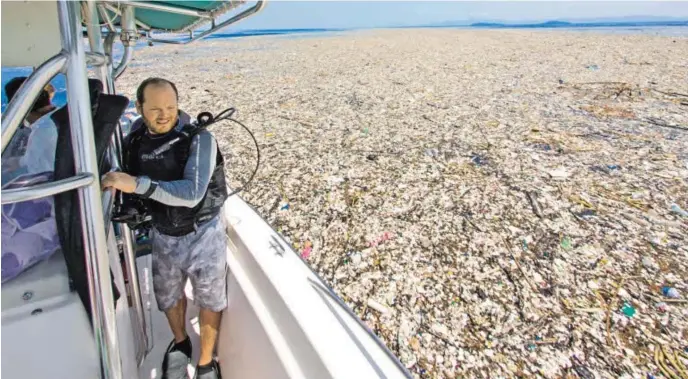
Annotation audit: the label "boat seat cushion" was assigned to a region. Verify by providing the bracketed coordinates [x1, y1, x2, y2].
[1, 172, 61, 284]
[1, 249, 70, 311]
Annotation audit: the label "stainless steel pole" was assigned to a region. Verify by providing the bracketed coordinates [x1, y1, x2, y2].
[57, 1, 123, 378]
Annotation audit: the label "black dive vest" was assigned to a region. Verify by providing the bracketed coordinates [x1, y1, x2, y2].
[125, 125, 228, 236]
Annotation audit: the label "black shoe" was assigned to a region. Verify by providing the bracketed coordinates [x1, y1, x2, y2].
[162, 338, 192, 379]
[194, 359, 221, 379]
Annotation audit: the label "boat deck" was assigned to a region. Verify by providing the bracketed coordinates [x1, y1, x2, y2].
[137, 256, 202, 379]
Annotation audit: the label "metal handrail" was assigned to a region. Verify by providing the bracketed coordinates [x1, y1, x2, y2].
[97, 3, 117, 32]
[102, 188, 116, 229]
[148, 0, 267, 45]
[1, 53, 67, 153]
[85, 0, 149, 365]
[120, 220, 149, 363]
[113, 4, 136, 79]
[1, 173, 95, 205]
[113, 46, 132, 79]
[86, 52, 108, 66]
[58, 1, 123, 378]
[102, 2, 151, 30]
[85, 2, 113, 99]
[103, 32, 118, 78]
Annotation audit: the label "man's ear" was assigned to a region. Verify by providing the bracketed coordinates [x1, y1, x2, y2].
[135, 101, 142, 115]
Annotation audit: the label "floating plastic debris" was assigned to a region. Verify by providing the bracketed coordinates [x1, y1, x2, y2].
[117, 28, 688, 379]
[470, 153, 489, 166]
[367, 299, 390, 315]
[561, 236, 572, 250]
[532, 143, 553, 151]
[424, 148, 440, 157]
[572, 356, 595, 379]
[656, 302, 668, 313]
[670, 203, 688, 217]
[575, 209, 597, 220]
[662, 287, 680, 299]
[301, 245, 312, 259]
[549, 167, 570, 179]
[368, 231, 393, 247]
[621, 302, 636, 317]
[642, 256, 659, 271]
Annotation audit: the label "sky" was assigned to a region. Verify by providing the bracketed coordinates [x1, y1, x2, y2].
[228, 1, 688, 30]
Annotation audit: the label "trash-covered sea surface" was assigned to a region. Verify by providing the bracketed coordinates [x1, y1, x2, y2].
[119, 29, 688, 378]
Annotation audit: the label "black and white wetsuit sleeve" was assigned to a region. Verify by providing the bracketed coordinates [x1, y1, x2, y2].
[133, 130, 217, 208]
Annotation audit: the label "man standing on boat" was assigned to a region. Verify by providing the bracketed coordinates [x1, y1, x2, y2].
[101, 77, 228, 379]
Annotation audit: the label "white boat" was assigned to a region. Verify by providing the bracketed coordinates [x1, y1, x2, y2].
[0, 2, 412, 378]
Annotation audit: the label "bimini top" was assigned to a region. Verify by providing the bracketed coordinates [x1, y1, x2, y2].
[100, 1, 247, 32]
[98, 1, 266, 44]
[0, 1, 266, 67]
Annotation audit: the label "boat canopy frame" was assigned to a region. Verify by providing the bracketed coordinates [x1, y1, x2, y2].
[98, 1, 267, 45]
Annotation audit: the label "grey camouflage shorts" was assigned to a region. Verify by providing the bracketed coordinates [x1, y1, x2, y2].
[151, 214, 228, 312]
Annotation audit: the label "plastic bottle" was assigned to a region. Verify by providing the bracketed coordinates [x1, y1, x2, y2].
[662, 287, 680, 299]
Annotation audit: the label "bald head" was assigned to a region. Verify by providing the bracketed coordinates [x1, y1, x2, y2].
[135, 77, 179, 135]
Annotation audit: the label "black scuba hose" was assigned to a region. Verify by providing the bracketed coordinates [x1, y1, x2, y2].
[196, 107, 261, 197]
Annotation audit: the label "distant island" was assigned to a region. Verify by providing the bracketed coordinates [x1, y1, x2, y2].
[469, 20, 688, 28]
[203, 19, 688, 38]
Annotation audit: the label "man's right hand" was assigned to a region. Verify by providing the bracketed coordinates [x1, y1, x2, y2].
[101, 171, 138, 194]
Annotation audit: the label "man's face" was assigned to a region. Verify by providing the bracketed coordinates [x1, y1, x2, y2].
[137, 83, 179, 134]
